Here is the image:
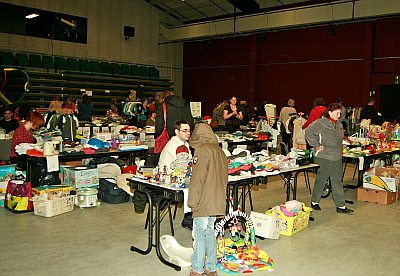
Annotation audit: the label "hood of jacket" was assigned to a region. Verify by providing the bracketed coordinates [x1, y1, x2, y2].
[165, 95, 189, 109]
[189, 123, 218, 149]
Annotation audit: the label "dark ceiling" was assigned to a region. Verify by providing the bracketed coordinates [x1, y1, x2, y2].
[145, 0, 341, 25]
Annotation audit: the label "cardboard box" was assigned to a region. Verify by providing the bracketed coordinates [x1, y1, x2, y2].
[363, 167, 400, 192]
[64, 166, 99, 188]
[357, 188, 397, 205]
[250, 211, 281, 239]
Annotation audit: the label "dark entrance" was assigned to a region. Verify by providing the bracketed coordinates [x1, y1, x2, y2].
[380, 85, 400, 122]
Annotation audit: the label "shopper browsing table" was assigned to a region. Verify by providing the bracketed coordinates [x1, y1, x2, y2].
[223, 96, 243, 133]
[188, 123, 228, 276]
[10, 112, 44, 170]
[305, 103, 353, 214]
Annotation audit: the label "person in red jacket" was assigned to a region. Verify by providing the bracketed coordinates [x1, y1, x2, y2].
[302, 98, 326, 129]
[10, 111, 44, 169]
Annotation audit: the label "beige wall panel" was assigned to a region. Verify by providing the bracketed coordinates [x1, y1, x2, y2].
[0, 0, 183, 91]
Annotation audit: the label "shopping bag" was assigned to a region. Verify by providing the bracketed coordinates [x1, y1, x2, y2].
[4, 180, 34, 213]
[154, 128, 169, 154]
[154, 102, 170, 154]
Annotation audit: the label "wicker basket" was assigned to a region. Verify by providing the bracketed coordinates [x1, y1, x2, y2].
[32, 195, 76, 217]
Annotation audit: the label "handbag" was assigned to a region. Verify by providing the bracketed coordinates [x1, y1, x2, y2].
[4, 180, 34, 213]
[154, 102, 170, 154]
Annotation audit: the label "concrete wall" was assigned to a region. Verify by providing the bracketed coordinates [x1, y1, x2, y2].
[0, 0, 184, 95]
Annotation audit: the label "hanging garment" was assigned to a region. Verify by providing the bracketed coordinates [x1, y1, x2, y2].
[293, 117, 307, 149]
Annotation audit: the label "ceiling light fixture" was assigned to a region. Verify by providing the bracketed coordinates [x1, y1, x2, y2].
[26, 13, 39, 19]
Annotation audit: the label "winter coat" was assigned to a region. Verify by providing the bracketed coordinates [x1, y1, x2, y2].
[77, 102, 93, 121]
[155, 95, 194, 139]
[188, 123, 228, 217]
[305, 117, 344, 161]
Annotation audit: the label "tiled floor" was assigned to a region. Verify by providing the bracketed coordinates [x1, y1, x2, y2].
[1, 163, 399, 276]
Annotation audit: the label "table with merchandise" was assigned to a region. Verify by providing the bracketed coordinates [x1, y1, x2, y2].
[128, 162, 319, 270]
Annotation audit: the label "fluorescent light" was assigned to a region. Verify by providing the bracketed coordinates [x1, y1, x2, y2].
[26, 13, 39, 19]
[61, 18, 76, 27]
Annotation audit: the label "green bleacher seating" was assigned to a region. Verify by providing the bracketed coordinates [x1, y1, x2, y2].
[80, 59, 91, 72]
[121, 64, 132, 76]
[131, 65, 141, 77]
[29, 54, 42, 68]
[90, 61, 102, 74]
[0, 51, 15, 66]
[111, 63, 122, 75]
[54, 57, 68, 71]
[139, 66, 150, 78]
[101, 62, 112, 75]
[67, 58, 80, 71]
[149, 67, 160, 79]
[15, 53, 29, 67]
[42, 55, 55, 69]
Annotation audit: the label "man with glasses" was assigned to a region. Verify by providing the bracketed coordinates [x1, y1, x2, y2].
[0, 107, 19, 134]
[158, 120, 194, 230]
[158, 120, 192, 174]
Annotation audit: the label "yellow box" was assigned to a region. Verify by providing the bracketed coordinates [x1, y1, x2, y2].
[270, 204, 312, 237]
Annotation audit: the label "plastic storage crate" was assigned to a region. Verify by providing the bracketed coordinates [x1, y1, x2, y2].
[268, 203, 312, 236]
[32, 195, 76, 217]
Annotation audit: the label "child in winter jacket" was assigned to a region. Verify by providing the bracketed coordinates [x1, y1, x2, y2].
[188, 123, 228, 276]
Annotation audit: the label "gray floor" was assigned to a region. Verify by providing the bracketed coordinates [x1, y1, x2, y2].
[1, 163, 399, 276]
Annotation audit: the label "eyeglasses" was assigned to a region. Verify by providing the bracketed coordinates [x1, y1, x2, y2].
[180, 129, 191, 133]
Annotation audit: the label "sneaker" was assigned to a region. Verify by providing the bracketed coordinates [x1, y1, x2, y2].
[336, 207, 354, 214]
[311, 202, 321, 211]
[204, 270, 218, 276]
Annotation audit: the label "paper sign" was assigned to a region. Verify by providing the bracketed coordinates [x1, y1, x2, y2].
[46, 155, 59, 172]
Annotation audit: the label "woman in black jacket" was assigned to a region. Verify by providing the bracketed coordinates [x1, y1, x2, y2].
[155, 92, 195, 139]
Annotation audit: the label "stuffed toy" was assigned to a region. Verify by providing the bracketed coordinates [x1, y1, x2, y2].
[170, 145, 190, 171]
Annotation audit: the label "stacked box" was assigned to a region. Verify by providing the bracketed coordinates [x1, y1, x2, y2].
[363, 167, 400, 192]
[64, 166, 99, 188]
[357, 188, 397, 205]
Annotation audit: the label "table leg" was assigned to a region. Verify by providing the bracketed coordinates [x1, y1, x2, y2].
[293, 171, 303, 200]
[130, 189, 153, 255]
[154, 198, 181, 271]
[241, 184, 246, 213]
[130, 190, 181, 271]
[283, 173, 292, 201]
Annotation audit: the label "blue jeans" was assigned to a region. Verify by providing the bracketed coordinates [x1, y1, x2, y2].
[192, 216, 217, 273]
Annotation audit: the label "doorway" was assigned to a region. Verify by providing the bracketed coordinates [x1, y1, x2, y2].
[380, 85, 400, 122]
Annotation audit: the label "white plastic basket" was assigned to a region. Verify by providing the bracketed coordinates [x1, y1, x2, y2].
[32, 195, 76, 217]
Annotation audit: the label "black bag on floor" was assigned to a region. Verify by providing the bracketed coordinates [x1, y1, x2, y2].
[98, 178, 130, 204]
